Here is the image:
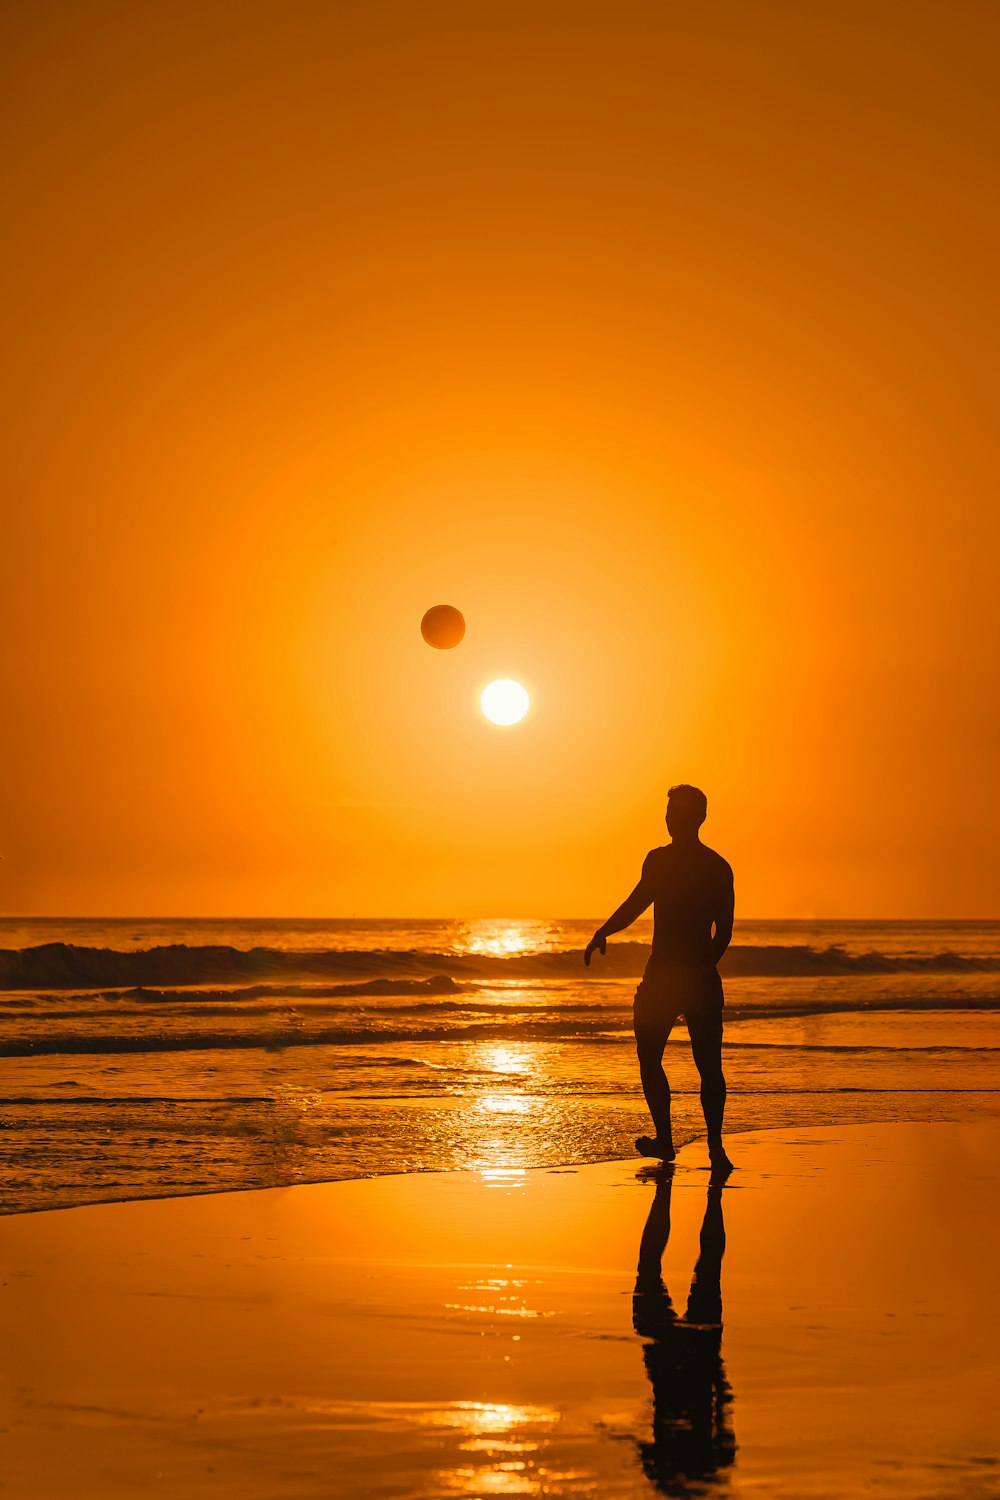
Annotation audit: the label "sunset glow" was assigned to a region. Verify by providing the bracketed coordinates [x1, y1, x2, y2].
[2, 2, 996, 923]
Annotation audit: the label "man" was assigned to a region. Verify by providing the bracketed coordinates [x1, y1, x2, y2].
[584, 784, 734, 1172]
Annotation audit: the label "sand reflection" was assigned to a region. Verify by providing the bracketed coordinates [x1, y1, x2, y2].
[434, 1401, 560, 1496]
[476, 1166, 528, 1183]
[633, 1172, 736, 1491]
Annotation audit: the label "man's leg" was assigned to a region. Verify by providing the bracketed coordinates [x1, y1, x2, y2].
[687, 1006, 731, 1171]
[634, 1026, 675, 1154]
[633, 977, 677, 1157]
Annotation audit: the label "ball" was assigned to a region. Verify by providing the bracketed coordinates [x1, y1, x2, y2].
[420, 604, 466, 649]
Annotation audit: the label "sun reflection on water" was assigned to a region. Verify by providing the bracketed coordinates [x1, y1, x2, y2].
[478, 1095, 533, 1115]
[479, 1045, 533, 1076]
[453, 921, 554, 958]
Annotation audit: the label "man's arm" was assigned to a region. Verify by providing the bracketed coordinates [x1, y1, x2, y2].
[584, 876, 653, 967]
[710, 865, 735, 965]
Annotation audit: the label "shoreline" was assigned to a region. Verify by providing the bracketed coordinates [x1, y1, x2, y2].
[5, 1087, 1000, 1218]
[3, 1120, 999, 1497]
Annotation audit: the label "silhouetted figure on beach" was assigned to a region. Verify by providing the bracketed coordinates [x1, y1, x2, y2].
[585, 784, 734, 1170]
[632, 1173, 736, 1491]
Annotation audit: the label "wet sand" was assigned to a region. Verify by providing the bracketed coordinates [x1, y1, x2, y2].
[2, 1122, 999, 1498]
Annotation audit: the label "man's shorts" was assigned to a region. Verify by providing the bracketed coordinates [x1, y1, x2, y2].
[633, 961, 724, 1049]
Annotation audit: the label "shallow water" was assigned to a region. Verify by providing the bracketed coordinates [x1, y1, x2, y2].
[1, 919, 998, 1212]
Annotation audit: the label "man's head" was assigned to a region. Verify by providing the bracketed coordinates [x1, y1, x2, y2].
[666, 783, 707, 840]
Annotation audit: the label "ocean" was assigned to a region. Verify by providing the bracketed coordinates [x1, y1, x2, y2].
[1, 918, 998, 1214]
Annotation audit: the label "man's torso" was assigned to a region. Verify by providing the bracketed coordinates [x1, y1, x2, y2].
[642, 843, 733, 968]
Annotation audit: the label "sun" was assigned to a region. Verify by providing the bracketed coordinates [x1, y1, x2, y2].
[481, 679, 529, 726]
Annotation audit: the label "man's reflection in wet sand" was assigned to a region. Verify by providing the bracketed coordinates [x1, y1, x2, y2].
[633, 1171, 736, 1492]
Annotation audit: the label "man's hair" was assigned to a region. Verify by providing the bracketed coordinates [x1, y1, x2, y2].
[667, 783, 708, 826]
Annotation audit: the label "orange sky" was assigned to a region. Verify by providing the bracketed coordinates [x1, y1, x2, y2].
[2, 1, 998, 917]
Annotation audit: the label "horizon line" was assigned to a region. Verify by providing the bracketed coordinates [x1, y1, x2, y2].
[1, 914, 997, 924]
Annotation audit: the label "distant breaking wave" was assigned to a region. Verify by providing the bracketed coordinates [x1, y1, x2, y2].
[2, 941, 1000, 991]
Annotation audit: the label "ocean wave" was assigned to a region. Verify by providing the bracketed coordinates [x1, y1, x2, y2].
[3, 992, 1000, 1026]
[2, 940, 1000, 990]
[2, 998, 999, 1056]
[0, 1094, 276, 1106]
[1, 1022, 620, 1056]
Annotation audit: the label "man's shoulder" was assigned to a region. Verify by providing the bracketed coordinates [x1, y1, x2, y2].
[642, 843, 733, 883]
[700, 845, 734, 880]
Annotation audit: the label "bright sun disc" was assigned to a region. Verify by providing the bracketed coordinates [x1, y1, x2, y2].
[481, 679, 529, 726]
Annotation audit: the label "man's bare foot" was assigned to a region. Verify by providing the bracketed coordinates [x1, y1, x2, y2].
[708, 1144, 734, 1180]
[636, 1135, 676, 1161]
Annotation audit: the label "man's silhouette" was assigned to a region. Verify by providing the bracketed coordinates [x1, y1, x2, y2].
[632, 1173, 736, 1490]
[585, 784, 734, 1170]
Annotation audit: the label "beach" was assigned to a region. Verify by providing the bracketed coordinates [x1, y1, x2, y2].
[3, 1120, 999, 1498]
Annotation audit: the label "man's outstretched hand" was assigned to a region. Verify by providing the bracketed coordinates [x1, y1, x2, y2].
[584, 931, 607, 967]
